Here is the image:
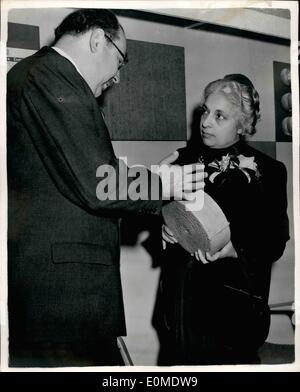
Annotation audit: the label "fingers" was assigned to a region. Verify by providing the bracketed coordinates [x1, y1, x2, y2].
[162, 231, 175, 243]
[222, 241, 238, 258]
[158, 161, 207, 200]
[162, 239, 166, 250]
[217, 242, 230, 258]
[193, 248, 209, 264]
[192, 249, 218, 264]
[162, 225, 178, 244]
[193, 241, 238, 264]
[181, 166, 207, 194]
[182, 163, 205, 175]
[207, 241, 238, 260]
[159, 150, 179, 165]
[205, 251, 220, 262]
[182, 179, 206, 193]
[174, 170, 207, 196]
[183, 171, 207, 183]
[198, 249, 209, 264]
[164, 225, 175, 237]
[191, 170, 208, 181]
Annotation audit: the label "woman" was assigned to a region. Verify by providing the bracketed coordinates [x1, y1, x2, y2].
[153, 74, 290, 365]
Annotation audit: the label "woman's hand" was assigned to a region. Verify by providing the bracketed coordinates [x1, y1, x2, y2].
[193, 240, 238, 264]
[162, 224, 178, 250]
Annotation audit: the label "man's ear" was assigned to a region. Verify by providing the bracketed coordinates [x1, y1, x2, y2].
[90, 28, 105, 53]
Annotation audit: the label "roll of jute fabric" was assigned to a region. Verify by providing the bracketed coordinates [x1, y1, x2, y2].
[162, 192, 231, 254]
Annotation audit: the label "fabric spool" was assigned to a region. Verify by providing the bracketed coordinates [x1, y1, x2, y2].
[281, 92, 292, 112]
[280, 68, 291, 86]
[162, 192, 231, 254]
[282, 116, 292, 136]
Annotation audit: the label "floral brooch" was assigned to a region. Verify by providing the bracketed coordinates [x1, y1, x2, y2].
[208, 154, 260, 183]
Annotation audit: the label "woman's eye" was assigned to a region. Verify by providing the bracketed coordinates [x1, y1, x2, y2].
[216, 113, 225, 120]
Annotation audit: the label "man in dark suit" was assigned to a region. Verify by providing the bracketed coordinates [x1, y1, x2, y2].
[7, 9, 205, 367]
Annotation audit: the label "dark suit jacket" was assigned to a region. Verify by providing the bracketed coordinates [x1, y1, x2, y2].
[7, 47, 162, 346]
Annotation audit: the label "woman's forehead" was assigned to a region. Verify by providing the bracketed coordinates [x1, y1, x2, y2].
[205, 91, 239, 112]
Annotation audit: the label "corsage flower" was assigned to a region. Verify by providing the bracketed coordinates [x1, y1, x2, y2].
[237, 154, 258, 171]
[208, 153, 260, 183]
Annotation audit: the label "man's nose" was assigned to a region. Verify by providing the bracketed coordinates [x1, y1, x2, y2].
[113, 71, 120, 84]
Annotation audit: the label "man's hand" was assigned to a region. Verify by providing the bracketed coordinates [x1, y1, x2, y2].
[159, 150, 180, 165]
[154, 150, 207, 200]
[162, 224, 178, 250]
[193, 240, 238, 264]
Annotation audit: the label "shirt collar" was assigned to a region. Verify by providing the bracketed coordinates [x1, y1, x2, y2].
[51, 46, 83, 77]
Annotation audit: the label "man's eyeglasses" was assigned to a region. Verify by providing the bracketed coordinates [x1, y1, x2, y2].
[104, 34, 128, 69]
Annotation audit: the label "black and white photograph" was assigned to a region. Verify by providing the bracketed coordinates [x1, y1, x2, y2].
[0, 0, 299, 372]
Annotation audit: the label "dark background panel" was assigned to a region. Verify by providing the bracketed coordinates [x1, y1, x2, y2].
[100, 39, 187, 141]
[8, 22, 40, 49]
[273, 61, 292, 142]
